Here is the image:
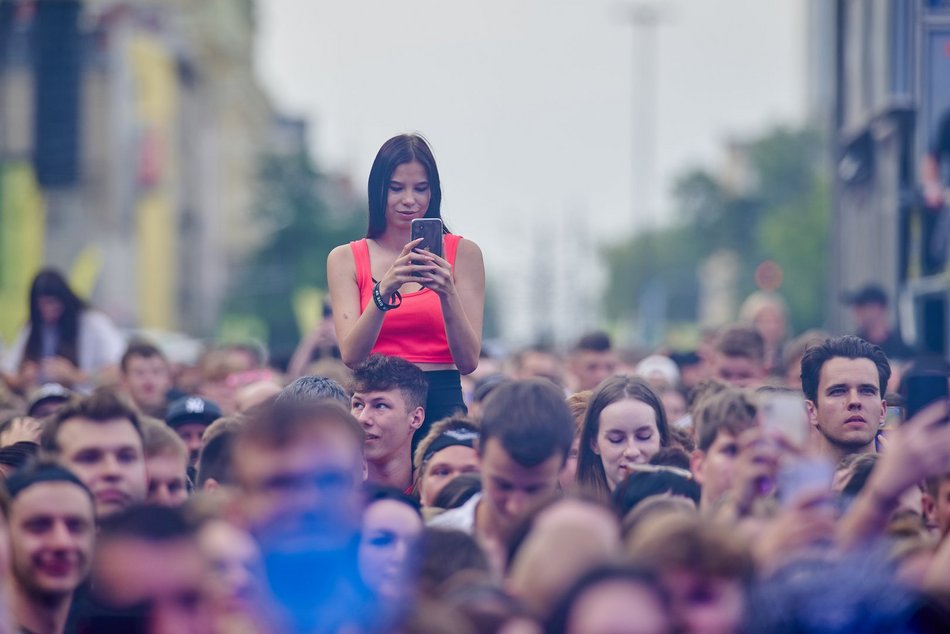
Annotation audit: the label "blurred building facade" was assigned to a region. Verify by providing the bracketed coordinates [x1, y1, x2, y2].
[832, 0, 950, 354]
[0, 0, 281, 342]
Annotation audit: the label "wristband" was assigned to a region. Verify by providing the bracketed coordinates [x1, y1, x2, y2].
[373, 282, 402, 311]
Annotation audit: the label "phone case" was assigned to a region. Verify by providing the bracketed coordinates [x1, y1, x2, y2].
[410, 219, 443, 259]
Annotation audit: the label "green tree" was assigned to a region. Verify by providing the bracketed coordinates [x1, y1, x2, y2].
[604, 126, 829, 338]
[222, 150, 363, 362]
[757, 176, 830, 331]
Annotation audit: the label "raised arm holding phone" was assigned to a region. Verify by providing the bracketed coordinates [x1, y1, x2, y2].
[327, 134, 485, 449]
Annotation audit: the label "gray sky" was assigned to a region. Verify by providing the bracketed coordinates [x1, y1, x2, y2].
[255, 0, 807, 343]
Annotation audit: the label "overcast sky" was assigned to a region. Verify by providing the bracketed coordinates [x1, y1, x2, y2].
[255, 0, 808, 343]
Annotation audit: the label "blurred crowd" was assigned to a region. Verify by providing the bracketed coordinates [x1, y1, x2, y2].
[0, 270, 949, 634]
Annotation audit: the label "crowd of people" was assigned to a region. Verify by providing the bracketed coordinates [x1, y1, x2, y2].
[0, 294, 947, 633]
[0, 132, 948, 633]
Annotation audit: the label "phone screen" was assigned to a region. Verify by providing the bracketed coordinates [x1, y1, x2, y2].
[778, 458, 834, 508]
[760, 392, 809, 447]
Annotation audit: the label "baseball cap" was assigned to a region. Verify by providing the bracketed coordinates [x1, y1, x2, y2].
[841, 284, 888, 307]
[26, 383, 74, 417]
[635, 355, 681, 388]
[165, 396, 222, 428]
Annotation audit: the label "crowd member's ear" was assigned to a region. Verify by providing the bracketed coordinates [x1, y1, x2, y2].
[410, 407, 424, 430]
[222, 490, 246, 527]
[805, 399, 819, 429]
[690, 449, 706, 486]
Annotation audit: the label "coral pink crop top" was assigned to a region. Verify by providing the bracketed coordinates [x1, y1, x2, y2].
[350, 234, 462, 365]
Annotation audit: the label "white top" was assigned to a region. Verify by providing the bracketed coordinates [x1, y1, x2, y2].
[426, 492, 481, 535]
[1, 310, 126, 382]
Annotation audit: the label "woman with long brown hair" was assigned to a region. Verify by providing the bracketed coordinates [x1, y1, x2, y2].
[575, 376, 671, 499]
[1, 269, 124, 394]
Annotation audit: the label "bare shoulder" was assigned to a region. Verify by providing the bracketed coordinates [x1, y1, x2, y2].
[327, 243, 355, 272]
[456, 237, 484, 266]
[454, 238, 485, 289]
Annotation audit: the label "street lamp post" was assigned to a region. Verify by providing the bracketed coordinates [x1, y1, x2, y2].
[616, 3, 669, 229]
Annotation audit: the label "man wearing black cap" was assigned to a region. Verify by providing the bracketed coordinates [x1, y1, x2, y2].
[843, 284, 915, 361]
[166, 395, 222, 469]
[2, 462, 95, 634]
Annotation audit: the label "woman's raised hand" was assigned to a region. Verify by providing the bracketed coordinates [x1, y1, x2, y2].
[411, 247, 455, 297]
[377, 238, 426, 297]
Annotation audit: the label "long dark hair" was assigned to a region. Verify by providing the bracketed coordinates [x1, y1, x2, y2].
[24, 268, 87, 365]
[366, 134, 447, 239]
[575, 375, 670, 499]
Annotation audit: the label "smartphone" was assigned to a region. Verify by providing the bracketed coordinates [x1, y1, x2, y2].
[410, 218, 444, 259]
[778, 458, 834, 508]
[902, 372, 949, 422]
[760, 391, 809, 447]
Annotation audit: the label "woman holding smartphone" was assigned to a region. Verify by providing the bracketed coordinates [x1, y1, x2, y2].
[327, 134, 485, 446]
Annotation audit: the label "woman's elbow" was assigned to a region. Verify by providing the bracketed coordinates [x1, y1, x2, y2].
[457, 355, 479, 376]
[338, 346, 364, 369]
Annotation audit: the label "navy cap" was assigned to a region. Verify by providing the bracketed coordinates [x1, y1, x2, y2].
[165, 396, 222, 429]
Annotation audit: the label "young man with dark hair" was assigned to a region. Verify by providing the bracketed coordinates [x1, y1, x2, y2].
[569, 331, 618, 392]
[2, 462, 95, 634]
[84, 504, 213, 634]
[711, 325, 767, 389]
[429, 379, 574, 570]
[41, 388, 148, 518]
[689, 388, 759, 511]
[120, 340, 173, 418]
[350, 354, 426, 491]
[800, 335, 891, 464]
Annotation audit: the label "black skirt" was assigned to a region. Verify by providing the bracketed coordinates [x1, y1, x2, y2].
[413, 370, 468, 459]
